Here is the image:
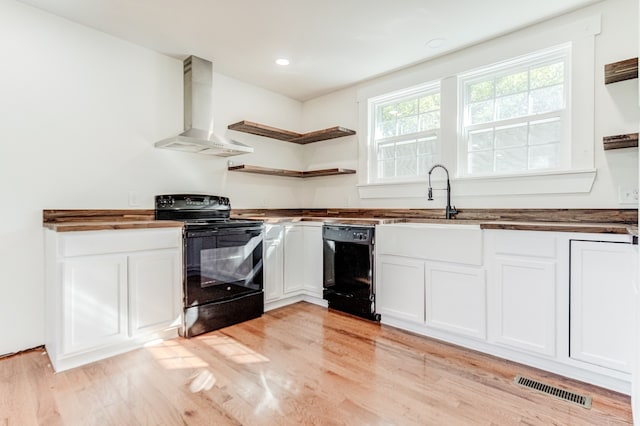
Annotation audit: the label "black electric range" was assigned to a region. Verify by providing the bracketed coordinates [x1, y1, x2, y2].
[155, 194, 264, 337]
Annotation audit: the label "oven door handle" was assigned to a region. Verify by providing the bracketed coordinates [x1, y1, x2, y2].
[187, 226, 264, 238]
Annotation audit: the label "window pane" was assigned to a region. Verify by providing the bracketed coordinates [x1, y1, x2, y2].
[495, 123, 527, 149]
[530, 62, 564, 89]
[397, 116, 418, 135]
[418, 137, 438, 155]
[468, 151, 494, 174]
[419, 93, 440, 112]
[495, 93, 528, 120]
[529, 143, 560, 169]
[379, 104, 397, 121]
[529, 118, 560, 145]
[377, 120, 396, 138]
[396, 140, 416, 158]
[495, 147, 527, 172]
[418, 154, 437, 176]
[371, 82, 440, 182]
[419, 111, 440, 131]
[460, 46, 567, 177]
[530, 84, 563, 114]
[467, 80, 494, 102]
[396, 156, 417, 177]
[379, 159, 395, 178]
[468, 129, 494, 151]
[378, 143, 395, 160]
[495, 71, 528, 96]
[469, 100, 494, 125]
[396, 99, 417, 117]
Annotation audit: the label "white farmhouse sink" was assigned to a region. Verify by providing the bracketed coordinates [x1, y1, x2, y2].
[376, 222, 482, 265]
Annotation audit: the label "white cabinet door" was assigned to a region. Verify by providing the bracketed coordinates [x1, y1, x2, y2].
[377, 255, 425, 324]
[570, 240, 635, 373]
[283, 225, 305, 294]
[128, 249, 181, 337]
[264, 225, 284, 302]
[426, 263, 486, 339]
[62, 255, 128, 355]
[492, 256, 556, 356]
[303, 226, 323, 298]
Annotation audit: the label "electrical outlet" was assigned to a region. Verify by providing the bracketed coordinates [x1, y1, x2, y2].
[128, 191, 141, 207]
[618, 187, 639, 204]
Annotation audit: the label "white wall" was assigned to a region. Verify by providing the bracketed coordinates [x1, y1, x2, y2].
[0, 0, 303, 355]
[301, 0, 639, 209]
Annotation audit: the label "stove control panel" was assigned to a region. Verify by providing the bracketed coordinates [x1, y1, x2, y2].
[155, 194, 230, 210]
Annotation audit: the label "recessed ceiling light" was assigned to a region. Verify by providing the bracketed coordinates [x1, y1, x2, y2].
[425, 38, 446, 49]
[275, 58, 290, 66]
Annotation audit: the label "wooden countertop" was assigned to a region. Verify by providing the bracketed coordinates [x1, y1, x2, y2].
[479, 221, 637, 236]
[234, 215, 638, 236]
[43, 209, 637, 236]
[44, 220, 184, 232]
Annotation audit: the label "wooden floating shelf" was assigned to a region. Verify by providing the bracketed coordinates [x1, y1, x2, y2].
[228, 164, 356, 178]
[228, 120, 356, 144]
[604, 58, 638, 84]
[603, 133, 639, 150]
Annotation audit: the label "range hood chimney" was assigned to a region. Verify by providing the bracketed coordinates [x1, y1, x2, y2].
[155, 56, 253, 157]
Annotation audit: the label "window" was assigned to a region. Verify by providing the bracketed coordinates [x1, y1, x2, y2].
[369, 83, 440, 182]
[459, 44, 570, 176]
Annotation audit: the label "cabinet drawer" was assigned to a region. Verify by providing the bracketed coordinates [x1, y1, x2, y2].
[58, 228, 182, 257]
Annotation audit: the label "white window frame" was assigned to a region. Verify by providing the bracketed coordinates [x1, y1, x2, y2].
[356, 14, 599, 199]
[367, 82, 441, 184]
[458, 44, 571, 178]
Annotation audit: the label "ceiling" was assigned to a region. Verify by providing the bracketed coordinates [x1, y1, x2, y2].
[18, 0, 599, 101]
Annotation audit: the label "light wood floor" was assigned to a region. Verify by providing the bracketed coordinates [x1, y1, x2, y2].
[0, 302, 633, 425]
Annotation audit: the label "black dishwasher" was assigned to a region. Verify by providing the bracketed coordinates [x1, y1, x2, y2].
[322, 224, 380, 321]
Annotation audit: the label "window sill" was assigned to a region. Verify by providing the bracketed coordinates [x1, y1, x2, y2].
[357, 169, 597, 199]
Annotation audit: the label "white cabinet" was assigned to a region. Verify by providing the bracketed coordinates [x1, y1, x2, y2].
[426, 262, 486, 339]
[570, 240, 636, 373]
[486, 231, 557, 357]
[376, 223, 486, 340]
[492, 256, 556, 356]
[377, 255, 425, 324]
[128, 250, 181, 337]
[283, 225, 305, 295]
[263, 224, 284, 303]
[62, 255, 128, 354]
[302, 226, 323, 298]
[45, 227, 182, 372]
[263, 222, 325, 310]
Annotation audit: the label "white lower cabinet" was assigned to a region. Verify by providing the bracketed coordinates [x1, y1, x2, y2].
[377, 255, 425, 323]
[376, 223, 487, 339]
[302, 226, 323, 298]
[128, 250, 181, 337]
[263, 222, 325, 310]
[45, 228, 182, 372]
[491, 256, 556, 356]
[426, 262, 486, 339]
[264, 224, 285, 303]
[570, 240, 636, 373]
[283, 225, 305, 295]
[62, 255, 129, 354]
[377, 225, 636, 394]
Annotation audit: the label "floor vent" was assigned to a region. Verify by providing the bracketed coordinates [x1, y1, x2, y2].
[513, 375, 592, 409]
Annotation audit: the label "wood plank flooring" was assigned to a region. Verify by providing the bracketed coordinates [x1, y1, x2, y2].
[0, 302, 632, 425]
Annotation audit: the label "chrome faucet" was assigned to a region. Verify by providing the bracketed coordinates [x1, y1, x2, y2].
[427, 164, 458, 220]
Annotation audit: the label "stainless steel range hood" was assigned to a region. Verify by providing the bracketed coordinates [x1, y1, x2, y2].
[155, 56, 253, 157]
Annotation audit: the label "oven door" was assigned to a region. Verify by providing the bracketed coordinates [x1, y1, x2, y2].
[185, 225, 264, 307]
